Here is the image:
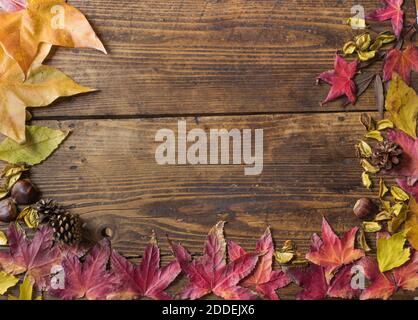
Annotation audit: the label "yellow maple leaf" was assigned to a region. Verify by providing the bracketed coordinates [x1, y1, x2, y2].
[0, 44, 94, 142]
[377, 230, 411, 272]
[0, 0, 106, 74]
[385, 73, 418, 138]
[8, 277, 42, 300]
[0, 271, 19, 295]
[406, 198, 418, 250]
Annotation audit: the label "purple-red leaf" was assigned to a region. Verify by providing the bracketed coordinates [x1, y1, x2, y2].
[50, 240, 117, 300]
[228, 228, 291, 300]
[317, 55, 358, 105]
[110, 234, 180, 300]
[0, 224, 61, 289]
[170, 221, 259, 300]
[366, 0, 404, 38]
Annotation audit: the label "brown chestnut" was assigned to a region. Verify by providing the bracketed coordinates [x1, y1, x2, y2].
[353, 198, 378, 219]
[11, 179, 40, 205]
[0, 198, 18, 223]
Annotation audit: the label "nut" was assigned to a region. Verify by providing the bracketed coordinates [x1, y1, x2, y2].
[353, 198, 378, 219]
[11, 179, 40, 205]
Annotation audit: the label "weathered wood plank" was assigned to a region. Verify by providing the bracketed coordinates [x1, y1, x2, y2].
[31, 0, 416, 117]
[13, 112, 386, 257]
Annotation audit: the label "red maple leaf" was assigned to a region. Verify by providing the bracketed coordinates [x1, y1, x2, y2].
[50, 239, 118, 300]
[170, 221, 259, 300]
[384, 44, 418, 84]
[366, 0, 404, 38]
[359, 253, 418, 300]
[317, 54, 358, 105]
[228, 228, 291, 300]
[306, 218, 365, 280]
[109, 234, 181, 300]
[285, 263, 360, 300]
[0, 0, 26, 12]
[0, 224, 61, 289]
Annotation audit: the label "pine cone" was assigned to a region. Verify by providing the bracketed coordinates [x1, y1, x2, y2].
[370, 140, 402, 170]
[35, 199, 82, 245]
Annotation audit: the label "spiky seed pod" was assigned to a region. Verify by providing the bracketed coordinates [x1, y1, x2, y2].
[370, 140, 403, 170]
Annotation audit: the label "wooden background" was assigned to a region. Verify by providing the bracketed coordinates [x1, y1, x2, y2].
[8, 0, 418, 299]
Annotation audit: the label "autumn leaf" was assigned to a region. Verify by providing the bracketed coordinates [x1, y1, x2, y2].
[366, 0, 404, 38]
[406, 197, 418, 250]
[305, 218, 364, 280]
[0, 270, 18, 294]
[170, 221, 259, 300]
[316, 54, 358, 105]
[50, 240, 117, 300]
[285, 263, 360, 300]
[8, 277, 42, 300]
[0, 44, 93, 143]
[385, 75, 418, 138]
[227, 228, 291, 300]
[377, 231, 410, 272]
[0, 0, 106, 74]
[0, 230, 7, 245]
[0, 224, 61, 289]
[387, 130, 418, 185]
[109, 233, 181, 300]
[0, 125, 69, 165]
[359, 253, 418, 300]
[0, 0, 26, 12]
[384, 45, 418, 84]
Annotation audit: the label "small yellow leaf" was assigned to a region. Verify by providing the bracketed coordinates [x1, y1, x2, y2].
[5, 172, 22, 190]
[365, 130, 384, 141]
[376, 119, 394, 131]
[18, 207, 39, 229]
[376, 32, 396, 44]
[0, 231, 7, 245]
[362, 172, 372, 189]
[357, 229, 372, 252]
[357, 50, 376, 61]
[357, 141, 372, 158]
[388, 209, 407, 233]
[361, 159, 380, 173]
[1, 164, 29, 178]
[375, 211, 392, 221]
[390, 186, 410, 202]
[363, 221, 382, 233]
[0, 188, 8, 200]
[381, 200, 392, 211]
[274, 251, 294, 264]
[355, 33, 372, 51]
[377, 230, 410, 272]
[390, 202, 406, 216]
[379, 179, 389, 198]
[343, 41, 356, 55]
[0, 271, 19, 295]
[369, 39, 383, 51]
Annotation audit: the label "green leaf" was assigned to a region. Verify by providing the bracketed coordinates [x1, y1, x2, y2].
[0, 125, 69, 165]
[377, 230, 410, 272]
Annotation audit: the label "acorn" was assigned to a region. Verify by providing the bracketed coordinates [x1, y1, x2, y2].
[11, 179, 40, 205]
[0, 198, 18, 222]
[353, 198, 378, 219]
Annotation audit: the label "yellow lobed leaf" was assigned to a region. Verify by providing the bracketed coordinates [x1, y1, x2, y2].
[0, 0, 106, 75]
[390, 186, 410, 202]
[0, 230, 7, 245]
[0, 271, 19, 295]
[8, 277, 42, 300]
[0, 125, 69, 165]
[0, 44, 94, 142]
[406, 198, 418, 250]
[377, 230, 411, 272]
[385, 74, 418, 138]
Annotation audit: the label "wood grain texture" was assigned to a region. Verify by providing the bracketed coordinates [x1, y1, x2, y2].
[31, 0, 416, 117]
[21, 113, 381, 258]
